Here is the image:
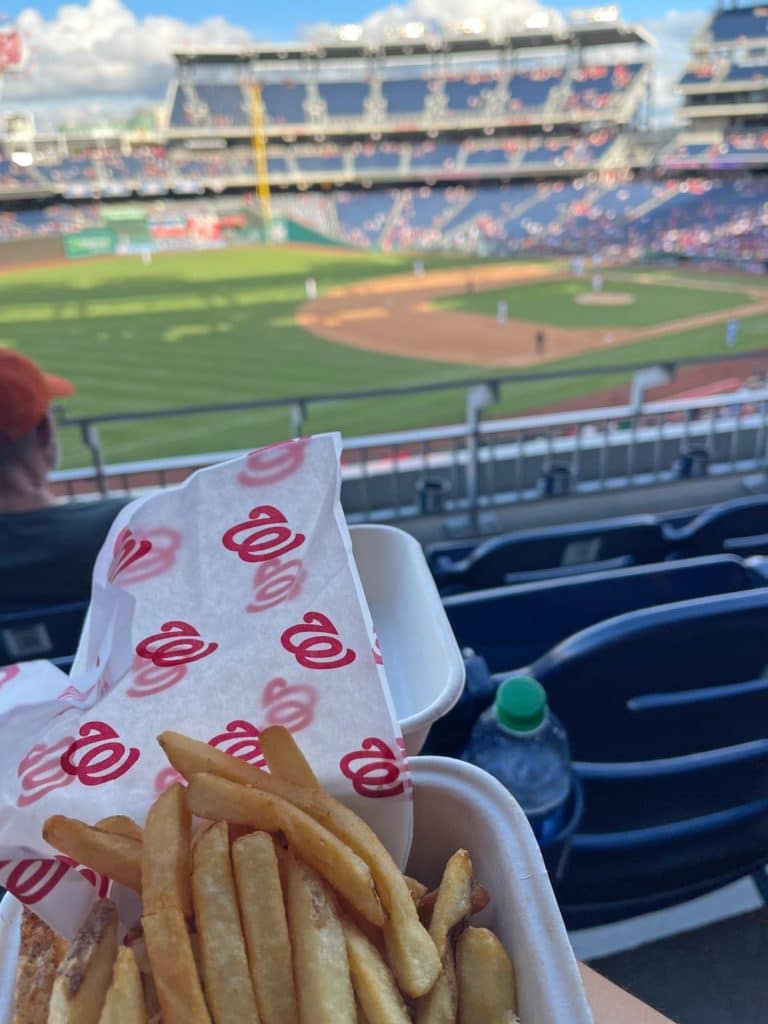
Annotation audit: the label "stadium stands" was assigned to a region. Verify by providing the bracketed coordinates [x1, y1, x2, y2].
[381, 77, 429, 115]
[194, 84, 249, 127]
[707, 4, 768, 43]
[261, 82, 307, 123]
[318, 81, 369, 117]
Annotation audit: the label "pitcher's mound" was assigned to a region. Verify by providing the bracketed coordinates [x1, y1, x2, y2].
[575, 291, 636, 306]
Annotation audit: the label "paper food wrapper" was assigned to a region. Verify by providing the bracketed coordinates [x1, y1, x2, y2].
[0, 434, 412, 937]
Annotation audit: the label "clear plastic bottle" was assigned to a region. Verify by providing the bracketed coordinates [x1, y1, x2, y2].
[462, 675, 571, 843]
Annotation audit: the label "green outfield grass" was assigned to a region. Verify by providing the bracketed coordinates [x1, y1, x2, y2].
[0, 247, 766, 469]
[435, 275, 755, 328]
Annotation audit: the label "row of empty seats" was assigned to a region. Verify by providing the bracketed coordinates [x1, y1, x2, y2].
[0, 133, 619, 197]
[664, 130, 768, 166]
[168, 64, 643, 129]
[425, 493, 768, 925]
[428, 496, 768, 594]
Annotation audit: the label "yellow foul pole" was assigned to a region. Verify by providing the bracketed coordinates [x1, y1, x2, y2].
[249, 84, 272, 227]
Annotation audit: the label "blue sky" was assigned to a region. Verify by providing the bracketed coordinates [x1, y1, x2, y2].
[6, 0, 710, 37]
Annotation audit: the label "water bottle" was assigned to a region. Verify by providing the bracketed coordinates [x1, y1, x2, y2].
[422, 650, 497, 757]
[463, 675, 571, 844]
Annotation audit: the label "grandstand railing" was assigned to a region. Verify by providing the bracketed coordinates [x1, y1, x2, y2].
[52, 352, 768, 525]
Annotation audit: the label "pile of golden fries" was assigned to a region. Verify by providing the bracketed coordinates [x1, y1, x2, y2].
[16, 727, 518, 1024]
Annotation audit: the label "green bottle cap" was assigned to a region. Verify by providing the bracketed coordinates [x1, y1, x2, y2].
[496, 675, 547, 732]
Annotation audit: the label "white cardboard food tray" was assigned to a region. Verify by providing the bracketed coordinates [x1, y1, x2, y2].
[0, 756, 592, 1024]
[350, 524, 464, 754]
[408, 757, 594, 1024]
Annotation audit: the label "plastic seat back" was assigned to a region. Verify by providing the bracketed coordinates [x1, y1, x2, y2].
[530, 589, 768, 926]
[444, 555, 753, 676]
[445, 515, 667, 592]
[0, 601, 88, 666]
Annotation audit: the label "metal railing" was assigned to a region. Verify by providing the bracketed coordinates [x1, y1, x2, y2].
[52, 352, 768, 526]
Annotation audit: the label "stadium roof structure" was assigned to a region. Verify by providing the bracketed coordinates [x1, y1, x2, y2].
[173, 24, 652, 66]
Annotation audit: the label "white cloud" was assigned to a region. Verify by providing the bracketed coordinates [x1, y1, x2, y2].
[2, 0, 250, 108]
[643, 8, 709, 125]
[309, 0, 565, 43]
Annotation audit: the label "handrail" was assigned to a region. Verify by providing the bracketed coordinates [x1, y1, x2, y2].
[54, 349, 768, 430]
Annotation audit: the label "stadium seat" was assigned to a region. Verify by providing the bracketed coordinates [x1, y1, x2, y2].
[529, 589, 768, 927]
[666, 496, 768, 558]
[433, 514, 668, 593]
[318, 82, 369, 117]
[442, 555, 759, 677]
[0, 601, 88, 667]
[381, 78, 429, 115]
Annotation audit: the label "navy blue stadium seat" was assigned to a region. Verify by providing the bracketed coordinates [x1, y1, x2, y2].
[296, 153, 344, 173]
[0, 602, 88, 667]
[381, 78, 429, 115]
[261, 83, 307, 124]
[194, 84, 248, 126]
[444, 78, 495, 111]
[434, 514, 667, 593]
[666, 496, 768, 558]
[710, 6, 768, 43]
[318, 82, 369, 117]
[443, 555, 759, 677]
[530, 589, 768, 927]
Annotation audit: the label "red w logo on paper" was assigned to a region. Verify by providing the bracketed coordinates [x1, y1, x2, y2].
[208, 720, 265, 768]
[0, 859, 71, 905]
[17, 737, 76, 808]
[135, 621, 218, 667]
[237, 439, 307, 487]
[108, 528, 153, 582]
[127, 656, 187, 699]
[55, 856, 110, 899]
[262, 677, 318, 733]
[222, 506, 305, 564]
[281, 612, 356, 671]
[60, 721, 140, 786]
[246, 557, 306, 613]
[108, 527, 180, 585]
[0, 664, 20, 689]
[340, 737, 407, 799]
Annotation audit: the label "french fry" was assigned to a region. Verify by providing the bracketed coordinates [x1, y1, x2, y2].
[414, 956, 457, 1024]
[48, 899, 118, 1024]
[259, 725, 319, 788]
[286, 850, 356, 1024]
[414, 850, 474, 1024]
[13, 907, 65, 1024]
[405, 876, 428, 904]
[232, 832, 298, 1024]
[142, 908, 210, 1024]
[43, 816, 142, 893]
[425, 850, 473, 959]
[98, 947, 146, 1024]
[342, 915, 411, 1024]
[191, 821, 260, 1024]
[142, 784, 192, 918]
[186, 773, 384, 927]
[163, 732, 437, 995]
[419, 883, 489, 923]
[94, 816, 143, 844]
[456, 927, 517, 1024]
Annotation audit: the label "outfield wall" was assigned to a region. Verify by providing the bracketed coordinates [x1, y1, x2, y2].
[0, 236, 64, 269]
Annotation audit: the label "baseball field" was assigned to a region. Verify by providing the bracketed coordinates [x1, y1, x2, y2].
[2, 243, 768, 469]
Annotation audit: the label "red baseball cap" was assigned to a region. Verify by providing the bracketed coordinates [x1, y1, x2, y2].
[0, 349, 74, 443]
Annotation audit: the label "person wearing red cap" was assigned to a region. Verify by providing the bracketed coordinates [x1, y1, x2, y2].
[0, 350, 128, 610]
